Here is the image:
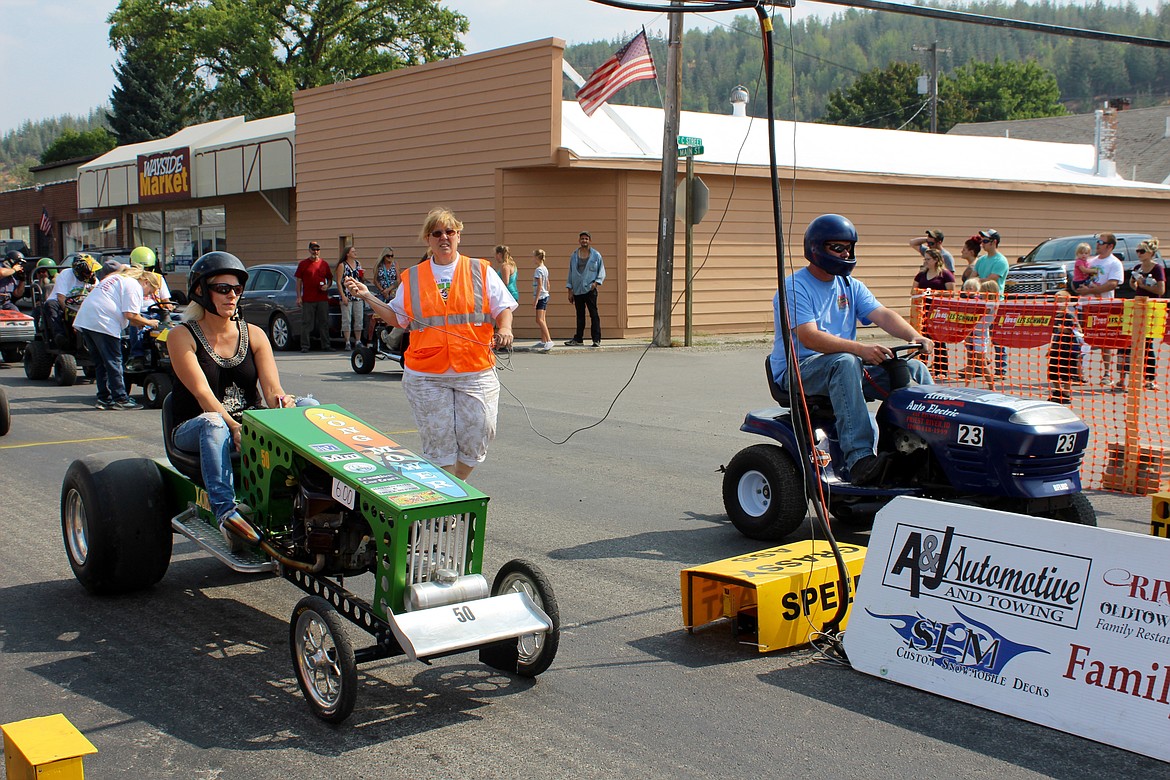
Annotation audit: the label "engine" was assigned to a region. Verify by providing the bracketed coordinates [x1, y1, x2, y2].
[291, 469, 376, 577]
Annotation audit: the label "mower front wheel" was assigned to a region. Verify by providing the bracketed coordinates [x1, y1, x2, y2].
[1042, 493, 1098, 527]
[480, 559, 560, 677]
[722, 444, 807, 540]
[351, 345, 376, 374]
[53, 353, 78, 386]
[290, 596, 357, 723]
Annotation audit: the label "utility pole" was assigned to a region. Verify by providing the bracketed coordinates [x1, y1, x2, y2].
[652, 6, 683, 347]
[912, 41, 950, 133]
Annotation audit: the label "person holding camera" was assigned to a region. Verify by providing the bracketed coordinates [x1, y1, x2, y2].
[0, 250, 26, 312]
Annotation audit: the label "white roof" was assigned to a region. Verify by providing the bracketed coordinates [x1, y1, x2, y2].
[80, 117, 245, 170]
[560, 101, 1169, 191]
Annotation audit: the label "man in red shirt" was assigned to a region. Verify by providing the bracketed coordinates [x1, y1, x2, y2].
[295, 240, 333, 352]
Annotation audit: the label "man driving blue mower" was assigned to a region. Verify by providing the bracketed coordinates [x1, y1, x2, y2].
[769, 214, 934, 486]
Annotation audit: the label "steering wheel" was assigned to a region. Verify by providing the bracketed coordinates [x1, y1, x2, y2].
[888, 343, 926, 360]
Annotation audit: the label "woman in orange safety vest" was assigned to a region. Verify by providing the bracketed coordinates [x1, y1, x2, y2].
[345, 207, 518, 481]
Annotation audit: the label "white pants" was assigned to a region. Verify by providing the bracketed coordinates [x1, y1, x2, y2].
[402, 369, 500, 468]
[339, 298, 363, 334]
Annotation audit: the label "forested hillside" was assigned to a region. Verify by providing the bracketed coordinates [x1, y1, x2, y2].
[0, 109, 110, 190]
[563, 2, 1170, 122]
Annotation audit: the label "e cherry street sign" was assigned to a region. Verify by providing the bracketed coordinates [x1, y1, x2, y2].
[677, 135, 704, 157]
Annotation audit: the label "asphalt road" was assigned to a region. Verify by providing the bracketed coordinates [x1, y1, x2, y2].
[0, 344, 1159, 779]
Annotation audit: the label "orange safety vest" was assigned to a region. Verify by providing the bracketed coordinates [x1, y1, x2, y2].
[401, 255, 495, 373]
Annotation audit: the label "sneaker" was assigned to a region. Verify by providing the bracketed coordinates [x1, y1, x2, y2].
[111, 398, 142, 410]
[219, 509, 263, 545]
[564, 339, 584, 346]
[849, 453, 889, 487]
[590, 341, 601, 348]
[538, 341, 553, 352]
[94, 399, 112, 410]
[300, 347, 310, 353]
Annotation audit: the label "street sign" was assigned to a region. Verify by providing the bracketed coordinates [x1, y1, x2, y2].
[676, 135, 703, 147]
[677, 145, 704, 157]
[675, 176, 709, 224]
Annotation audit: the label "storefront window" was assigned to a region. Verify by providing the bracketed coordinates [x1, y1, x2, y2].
[63, 219, 118, 255]
[131, 212, 164, 267]
[127, 206, 224, 273]
[0, 226, 31, 244]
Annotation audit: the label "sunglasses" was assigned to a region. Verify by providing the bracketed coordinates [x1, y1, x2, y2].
[207, 283, 244, 296]
[980, 238, 993, 244]
[1137, 248, 1150, 254]
[824, 242, 853, 254]
[429, 228, 459, 239]
[383, 254, 394, 259]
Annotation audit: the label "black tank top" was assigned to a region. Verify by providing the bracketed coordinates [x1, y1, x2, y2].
[171, 320, 260, 432]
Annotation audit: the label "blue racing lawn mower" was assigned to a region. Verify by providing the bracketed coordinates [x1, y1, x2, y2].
[721, 345, 1096, 540]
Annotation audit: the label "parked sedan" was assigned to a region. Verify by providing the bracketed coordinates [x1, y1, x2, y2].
[236, 263, 341, 351]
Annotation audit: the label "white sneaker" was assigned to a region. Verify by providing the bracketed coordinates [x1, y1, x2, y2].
[538, 341, 553, 352]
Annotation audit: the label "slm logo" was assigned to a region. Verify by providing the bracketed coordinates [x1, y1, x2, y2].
[309, 443, 341, 453]
[871, 606, 1049, 676]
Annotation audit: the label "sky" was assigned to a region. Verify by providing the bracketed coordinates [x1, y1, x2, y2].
[0, 0, 1165, 136]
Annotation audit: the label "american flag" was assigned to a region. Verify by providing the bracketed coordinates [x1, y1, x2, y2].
[576, 30, 657, 117]
[39, 207, 51, 234]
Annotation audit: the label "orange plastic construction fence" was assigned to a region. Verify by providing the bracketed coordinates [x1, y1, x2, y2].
[912, 289, 1170, 495]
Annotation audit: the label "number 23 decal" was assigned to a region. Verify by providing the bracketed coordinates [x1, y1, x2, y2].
[1055, 433, 1077, 454]
[956, 424, 984, 447]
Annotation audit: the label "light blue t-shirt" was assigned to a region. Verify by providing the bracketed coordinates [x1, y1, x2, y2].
[533, 265, 550, 300]
[769, 267, 880, 382]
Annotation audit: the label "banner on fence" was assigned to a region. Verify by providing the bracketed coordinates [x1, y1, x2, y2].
[1079, 300, 1130, 349]
[991, 303, 1057, 349]
[922, 297, 985, 344]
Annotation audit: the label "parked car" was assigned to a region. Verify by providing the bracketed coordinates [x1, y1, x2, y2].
[1004, 233, 1161, 298]
[236, 263, 341, 350]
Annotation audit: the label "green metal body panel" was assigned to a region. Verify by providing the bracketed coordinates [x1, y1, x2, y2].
[159, 404, 489, 623]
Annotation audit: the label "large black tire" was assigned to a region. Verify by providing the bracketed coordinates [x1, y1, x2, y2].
[722, 443, 807, 540]
[23, 340, 52, 380]
[1040, 493, 1098, 526]
[269, 312, 295, 351]
[480, 558, 560, 677]
[0, 386, 9, 436]
[54, 353, 78, 386]
[290, 596, 357, 723]
[141, 372, 172, 409]
[350, 345, 376, 374]
[60, 453, 173, 594]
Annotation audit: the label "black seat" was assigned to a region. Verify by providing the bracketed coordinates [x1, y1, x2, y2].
[765, 356, 835, 418]
[161, 393, 240, 486]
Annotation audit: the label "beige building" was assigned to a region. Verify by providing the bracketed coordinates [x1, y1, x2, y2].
[57, 39, 1170, 340]
[293, 39, 1170, 340]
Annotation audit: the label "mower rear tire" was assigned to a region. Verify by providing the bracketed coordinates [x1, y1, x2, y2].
[23, 341, 52, 380]
[1042, 493, 1098, 527]
[290, 596, 357, 723]
[61, 453, 172, 594]
[480, 558, 560, 677]
[722, 444, 806, 540]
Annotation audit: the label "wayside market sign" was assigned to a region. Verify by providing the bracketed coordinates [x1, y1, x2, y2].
[845, 496, 1170, 763]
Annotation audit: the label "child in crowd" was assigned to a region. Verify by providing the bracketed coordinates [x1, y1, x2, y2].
[1072, 242, 1096, 289]
[962, 279, 999, 389]
[1047, 290, 1081, 405]
[532, 249, 553, 352]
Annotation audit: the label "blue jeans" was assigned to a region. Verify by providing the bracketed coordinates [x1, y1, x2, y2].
[173, 413, 236, 521]
[780, 352, 932, 469]
[79, 329, 129, 403]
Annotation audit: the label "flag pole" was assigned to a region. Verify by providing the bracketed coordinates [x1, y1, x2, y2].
[652, 5, 682, 347]
[644, 25, 664, 108]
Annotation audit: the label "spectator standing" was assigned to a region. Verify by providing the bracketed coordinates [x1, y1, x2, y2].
[0, 251, 25, 311]
[913, 248, 955, 377]
[908, 229, 955, 273]
[1075, 232, 1125, 384]
[336, 245, 365, 350]
[976, 229, 1010, 377]
[531, 249, 553, 351]
[1115, 237, 1165, 391]
[494, 245, 520, 303]
[565, 231, 606, 347]
[1047, 290, 1081, 405]
[295, 240, 333, 353]
[374, 247, 399, 303]
[959, 235, 981, 284]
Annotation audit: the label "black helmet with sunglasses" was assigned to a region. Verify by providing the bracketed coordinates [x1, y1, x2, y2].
[804, 214, 859, 277]
[189, 251, 248, 316]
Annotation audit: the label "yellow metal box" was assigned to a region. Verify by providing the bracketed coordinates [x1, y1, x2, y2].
[681, 540, 867, 652]
[1150, 491, 1170, 537]
[2, 714, 97, 780]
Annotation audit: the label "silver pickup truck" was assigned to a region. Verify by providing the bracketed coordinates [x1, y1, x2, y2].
[1004, 233, 1158, 299]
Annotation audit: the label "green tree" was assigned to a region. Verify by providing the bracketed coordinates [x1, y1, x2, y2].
[819, 61, 930, 130]
[108, 37, 189, 144]
[108, 0, 469, 120]
[40, 128, 117, 165]
[942, 59, 1067, 125]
